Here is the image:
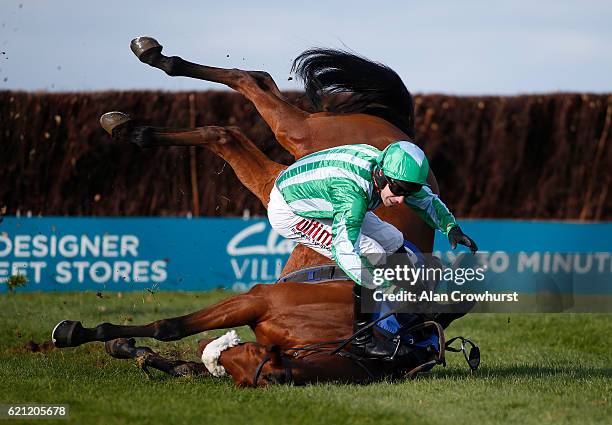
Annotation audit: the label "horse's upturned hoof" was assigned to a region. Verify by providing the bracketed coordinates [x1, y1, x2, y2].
[130, 37, 163, 63]
[51, 320, 85, 348]
[100, 112, 152, 147]
[100, 111, 132, 136]
[105, 338, 136, 359]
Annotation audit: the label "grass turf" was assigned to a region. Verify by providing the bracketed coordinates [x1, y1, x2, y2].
[0, 291, 610, 425]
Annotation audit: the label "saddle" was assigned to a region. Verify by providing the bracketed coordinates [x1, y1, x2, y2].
[277, 264, 349, 284]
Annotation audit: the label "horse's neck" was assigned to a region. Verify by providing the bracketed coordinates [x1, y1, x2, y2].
[280, 245, 334, 277]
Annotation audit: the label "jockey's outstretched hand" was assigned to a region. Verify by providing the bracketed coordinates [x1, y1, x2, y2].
[448, 226, 478, 254]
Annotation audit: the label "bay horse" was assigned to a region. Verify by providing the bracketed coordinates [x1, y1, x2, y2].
[52, 38, 477, 386]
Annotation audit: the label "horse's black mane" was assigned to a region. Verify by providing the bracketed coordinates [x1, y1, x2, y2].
[291, 48, 415, 140]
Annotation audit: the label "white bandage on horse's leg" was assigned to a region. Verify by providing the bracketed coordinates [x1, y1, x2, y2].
[201, 330, 241, 377]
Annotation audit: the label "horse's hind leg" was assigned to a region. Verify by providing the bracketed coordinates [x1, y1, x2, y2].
[101, 112, 285, 206]
[105, 338, 208, 377]
[130, 37, 314, 159]
[131, 37, 285, 99]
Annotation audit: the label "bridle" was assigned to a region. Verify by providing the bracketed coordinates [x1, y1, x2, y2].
[253, 352, 295, 386]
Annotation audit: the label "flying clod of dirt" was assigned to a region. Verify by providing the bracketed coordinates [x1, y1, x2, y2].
[13, 340, 56, 354]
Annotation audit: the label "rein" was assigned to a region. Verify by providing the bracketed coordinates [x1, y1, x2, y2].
[252, 354, 270, 386]
[252, 353, 294, 387]
[330, 310, 397, 355]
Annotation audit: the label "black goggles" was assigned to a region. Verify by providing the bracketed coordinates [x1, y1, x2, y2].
[385, 177, 422, 196]
[446, 336, 481, 372]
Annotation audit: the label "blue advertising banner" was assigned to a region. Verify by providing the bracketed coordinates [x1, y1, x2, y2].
[0, 217, 294, 293]
[0, 217, 610, 294]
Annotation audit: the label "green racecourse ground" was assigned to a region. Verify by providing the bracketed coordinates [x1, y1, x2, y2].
[0, 291, 610, 425]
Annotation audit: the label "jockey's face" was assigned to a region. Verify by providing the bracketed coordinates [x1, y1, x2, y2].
[380, 184, 405, 207]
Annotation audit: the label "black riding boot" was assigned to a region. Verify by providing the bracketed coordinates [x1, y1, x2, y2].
[351, 284, 408, 359]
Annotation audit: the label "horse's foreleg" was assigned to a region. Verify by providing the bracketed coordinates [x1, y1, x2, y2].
[130, 37, 313, 159]
[101, 112, 285, 206]
[52, 292, 266, 348]
[105, 338, 208, 378]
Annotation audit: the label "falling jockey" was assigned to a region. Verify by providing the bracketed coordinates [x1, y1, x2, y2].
[267, 141, 478, 359]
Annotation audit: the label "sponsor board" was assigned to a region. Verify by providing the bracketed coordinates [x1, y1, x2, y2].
[0, 217, 610, 295]
[0, 217, 294, 293]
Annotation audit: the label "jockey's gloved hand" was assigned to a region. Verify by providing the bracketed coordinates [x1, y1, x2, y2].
[448, 226, 478, 254]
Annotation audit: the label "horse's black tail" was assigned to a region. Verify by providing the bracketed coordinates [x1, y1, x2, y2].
[291, 48, 415, 140]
